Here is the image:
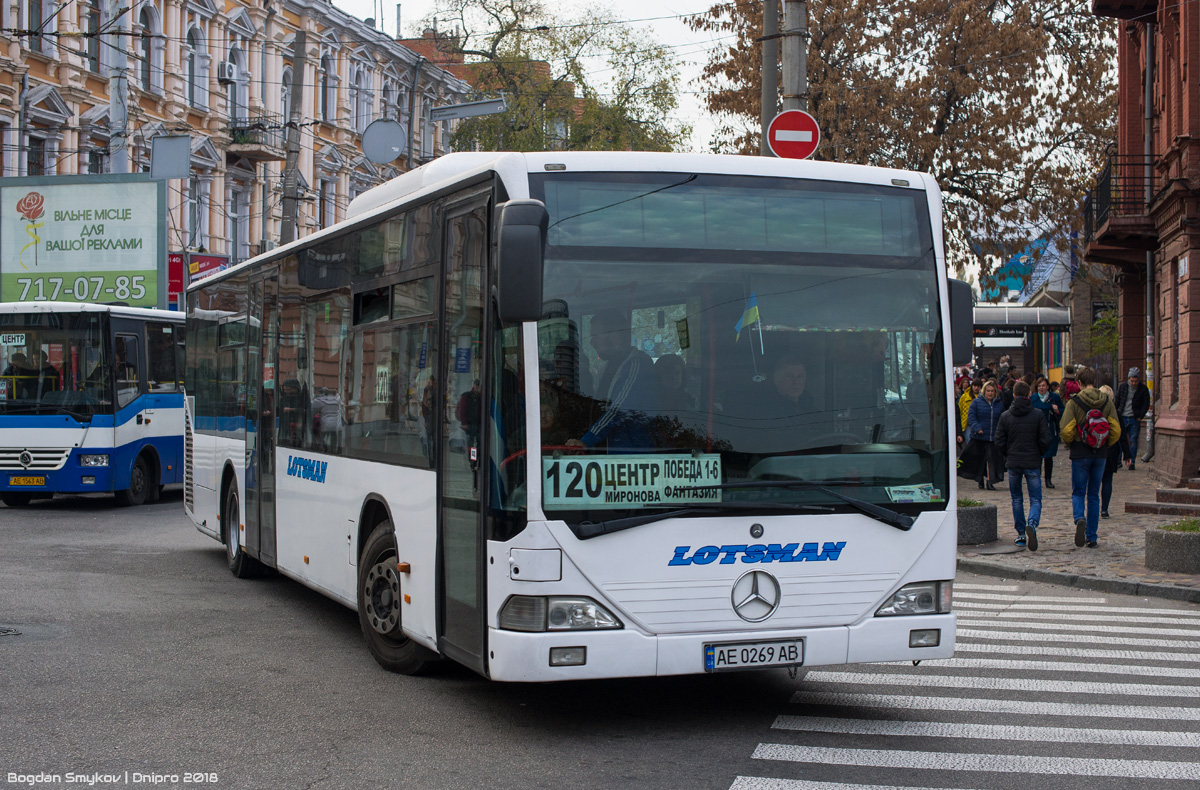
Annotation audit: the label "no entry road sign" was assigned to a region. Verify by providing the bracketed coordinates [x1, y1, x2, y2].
[767, 110, 820, 160]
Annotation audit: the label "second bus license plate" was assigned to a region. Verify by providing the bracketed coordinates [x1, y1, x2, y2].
[705, 639, 803, 672]
[9, 476, 45, 486]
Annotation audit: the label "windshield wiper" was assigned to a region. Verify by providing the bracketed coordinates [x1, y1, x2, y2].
[574, 501, 835, 539]
[680, 480, 914, 532]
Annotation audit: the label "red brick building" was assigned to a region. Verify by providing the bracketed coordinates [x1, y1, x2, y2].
[1086, 0, 1200, 485]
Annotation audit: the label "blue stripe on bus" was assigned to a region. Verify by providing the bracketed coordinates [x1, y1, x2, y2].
[0, 392, 185, 429]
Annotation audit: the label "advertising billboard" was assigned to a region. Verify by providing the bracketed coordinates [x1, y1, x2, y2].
[0, 174, 167, 309]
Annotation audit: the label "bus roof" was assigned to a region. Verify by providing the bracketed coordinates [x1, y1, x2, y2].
[189, 151, 940, 293]
[345, 151, 939, 220]
[0, 301, 183, 322]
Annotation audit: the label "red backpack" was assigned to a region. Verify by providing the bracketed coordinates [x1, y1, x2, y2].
[1072, 395, 1110, 449]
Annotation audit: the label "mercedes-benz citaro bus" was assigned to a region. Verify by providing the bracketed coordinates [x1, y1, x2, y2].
[185, 151, 974, 681]
[0, 302, 185, 507]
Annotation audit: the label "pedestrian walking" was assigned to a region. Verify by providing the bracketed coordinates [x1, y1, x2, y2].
[1098, 385, 1123, 518]
[1061, 365, 1081, 400]
[995, 381, 1053, 550]
[958, 379, 981, 446]
[1060, 366, 1121, 549]
[1113, 367, 1150, 470]
[962, 380, 1005, 490]
[1030, 376, 1064, 488]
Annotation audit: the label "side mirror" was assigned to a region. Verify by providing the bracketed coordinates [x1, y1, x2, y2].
[947, 278, 974, 366]
[496, 199, 548, 324]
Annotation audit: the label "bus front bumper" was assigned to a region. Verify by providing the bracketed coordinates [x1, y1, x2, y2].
[486, 612, 956, 682]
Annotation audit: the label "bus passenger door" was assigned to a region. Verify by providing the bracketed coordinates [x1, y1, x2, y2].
[437, 195, 489, 673]
[244, 271, 279, 566]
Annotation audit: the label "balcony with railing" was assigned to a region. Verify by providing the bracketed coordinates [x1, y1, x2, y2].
[227, 110, 287, 161]
[1082, 153, 1157, 266]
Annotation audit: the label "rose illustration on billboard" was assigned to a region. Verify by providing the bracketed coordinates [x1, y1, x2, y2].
[16, 191, 46, 270]
[16, 192, 45, 221]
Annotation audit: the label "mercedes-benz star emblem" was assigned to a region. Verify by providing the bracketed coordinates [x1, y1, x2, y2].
[731, 569, 781, 622]
[18, 450, 33, 469]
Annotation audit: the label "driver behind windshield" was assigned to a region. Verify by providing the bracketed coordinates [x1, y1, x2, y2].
[566, 309, 655, 452]
[2, 352, 35, 400]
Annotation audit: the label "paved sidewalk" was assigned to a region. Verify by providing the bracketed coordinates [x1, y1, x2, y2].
[955, 458, 1200, 602]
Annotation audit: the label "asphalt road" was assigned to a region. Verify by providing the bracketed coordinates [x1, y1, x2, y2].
[2, 493, 1198, 790]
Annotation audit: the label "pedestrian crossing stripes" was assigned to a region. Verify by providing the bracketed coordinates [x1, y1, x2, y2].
[786, 690, 1200, 720]
[730, 582, 1200, 790]
[803, 670, 1200, 698]
[954, 599, 1200, 618]
[957, 626, 1200, 649]
[770, 715, 1200, 747]
[917, 656, 1197, 678]
[954, 639, 1198, 663]
[750, 745, 1200, 780]
[953, 583, 1020, 591]
[958, 617, 1200, 638]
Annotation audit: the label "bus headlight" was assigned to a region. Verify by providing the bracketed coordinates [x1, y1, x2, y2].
[498, 595, 623, 632]
[79, 454, 110, 467]
[875, 581, 953, 616]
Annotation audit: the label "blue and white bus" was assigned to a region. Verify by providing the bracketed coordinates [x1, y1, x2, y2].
[0, 302, 185, 507]
[186, 152, 974, 681]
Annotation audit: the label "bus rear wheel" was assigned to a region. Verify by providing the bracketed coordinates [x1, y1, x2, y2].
[223, 483, 263, 579]
[115, 455, 151, 507]
[1, 492, 33, 507]
[358, 521, 436, 674]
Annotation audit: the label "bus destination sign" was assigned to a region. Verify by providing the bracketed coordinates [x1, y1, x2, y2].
[543, 453, 722, 509]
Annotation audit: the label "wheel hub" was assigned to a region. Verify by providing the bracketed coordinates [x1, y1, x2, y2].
[364, 562, 400, 634]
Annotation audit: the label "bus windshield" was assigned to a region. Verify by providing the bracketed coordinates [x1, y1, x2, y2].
[530, 172, 949, 529]
[0, 312, 111, 418]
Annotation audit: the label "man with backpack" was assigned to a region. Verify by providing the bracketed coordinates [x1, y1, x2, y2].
[1060, 367, 1121, 548]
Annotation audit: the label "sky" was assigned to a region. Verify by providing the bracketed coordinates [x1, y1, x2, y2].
[330, 0, 736, 151]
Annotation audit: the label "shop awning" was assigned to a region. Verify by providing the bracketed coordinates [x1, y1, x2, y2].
[973, 305, 1070, 337]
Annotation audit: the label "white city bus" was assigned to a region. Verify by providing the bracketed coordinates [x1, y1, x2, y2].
[185, 152, 973, 681]
[0, 302, 185, 507]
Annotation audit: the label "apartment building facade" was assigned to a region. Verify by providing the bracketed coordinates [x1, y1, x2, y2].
[0, 0, 470, 266]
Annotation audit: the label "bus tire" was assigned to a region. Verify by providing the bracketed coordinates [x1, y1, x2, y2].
[358, 521, 436, 674]
[1, 492, 33, 507]
[223, 483, 262, 579]
[115, 455, 151, 507]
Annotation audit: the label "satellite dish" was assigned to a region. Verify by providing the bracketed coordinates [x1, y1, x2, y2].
[361, 119, 407, 164]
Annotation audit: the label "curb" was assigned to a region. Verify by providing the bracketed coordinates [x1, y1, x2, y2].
[956, 558, 1200, 604]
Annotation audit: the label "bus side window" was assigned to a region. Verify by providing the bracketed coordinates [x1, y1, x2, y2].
[115, 334, 142, 409]
[146, 323, 178, 392]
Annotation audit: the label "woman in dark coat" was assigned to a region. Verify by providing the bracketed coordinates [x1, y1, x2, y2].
[1030, 376, 1064, 488]
[962, 380, 1006, 489]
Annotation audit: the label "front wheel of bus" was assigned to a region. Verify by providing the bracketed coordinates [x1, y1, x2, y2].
[358, 521, 436, 674]
[1, 492, 33, 507]
[115, 455, 150, 507]
[223, 483, 262, 579]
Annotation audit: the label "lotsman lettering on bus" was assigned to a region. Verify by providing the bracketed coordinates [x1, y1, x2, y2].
[668, 542, 847, 566]
[285, 455, 328, 484]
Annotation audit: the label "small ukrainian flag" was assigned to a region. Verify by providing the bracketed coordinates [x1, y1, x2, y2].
[734, 292, 760, 341]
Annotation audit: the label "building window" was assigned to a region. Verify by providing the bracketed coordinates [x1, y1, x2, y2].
[28, 0, 47, 55]
[27, 137, 45, 176]
[226, 47, 245, 121]
[139, 8, 154, 89]
[186, 28, 202, 106]
[281, 66, 292, 120]
[87, 148, 109, 174]
[85, 0, 101, 71]
[319, 180, 337, 228]
[187, 176, 209, 249]
[320, 56, 334, 122]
